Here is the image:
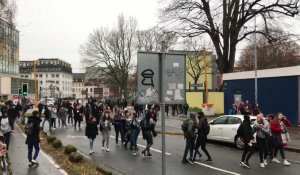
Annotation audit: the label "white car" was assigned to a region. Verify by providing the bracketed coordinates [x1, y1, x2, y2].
[207, 115, 257, 149]
[40, 98, 55, 106]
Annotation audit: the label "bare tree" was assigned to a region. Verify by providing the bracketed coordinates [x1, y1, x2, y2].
[80, 14, 137, 99]
[136, 26, 178, 51]
[236, 29, 300, 71]
[0, 0, 16, 23]
[161, 0, 300, 74]
[182, 37, 212, 90]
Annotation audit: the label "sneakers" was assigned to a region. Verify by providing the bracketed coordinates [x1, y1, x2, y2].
[260, 163, 265, 168]
[32, 160, 39, 165]
[182, 159, 189, 164]
[102, 146, 105, 150]
[29, 160, 39, 167]
[241, 162, 250, 169]
[187, 158, 194, 164]
[147, 153, 152, 158]
[205, 158, 213, 162]
[28, 162, 34, 167]
[89, 150, 94, 155]
[132, 151, 138, 156]
[141, 151, 146, 157]
[263, 159, 268, 166]
[106, 147, 110, 152]
[272, 158, 281, 163]
[283, 159, 291, 166]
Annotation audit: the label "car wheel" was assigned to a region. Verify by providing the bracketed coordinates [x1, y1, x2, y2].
[235, 136, 244, 149]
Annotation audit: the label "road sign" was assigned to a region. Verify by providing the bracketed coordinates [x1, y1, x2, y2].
[94, 88, 102, 95]
[137, 52, 186, 104]
[103, 88, 110, 97]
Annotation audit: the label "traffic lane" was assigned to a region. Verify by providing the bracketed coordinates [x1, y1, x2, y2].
[149, 134, 300, 175]
[50, 127, 224, 175]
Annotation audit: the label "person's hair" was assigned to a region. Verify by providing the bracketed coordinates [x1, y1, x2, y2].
[132, 112, 138, 119]
[190, 113, 196, 120]
[32, 110, 39, 118]
[243, 114, 250, 123]
[197, 111, 204, 118]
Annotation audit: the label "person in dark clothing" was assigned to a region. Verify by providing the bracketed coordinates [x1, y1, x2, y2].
[113, 109, 122, 144]
[140, 112, 155, 158]
[38, 102, 44, 116]
[119, 111, 127, 144]
[67, 103, 74, 125]
[182, 113, 197, 164]
[15, 102, 22, 120]
[8, 105, 17, 123]
[0, 110, 14, 150]
[26, 111, 42, 167]
[165, 104, 169, 116]
[237, 115, 255, 169]
[85, 115, 98, 155]
[74, 105, 83, 130]
[193, 112, 212, 162]
[41, 105, 51, 131]
[130, 113, 140, 155]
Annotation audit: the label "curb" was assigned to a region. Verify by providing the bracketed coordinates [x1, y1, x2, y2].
[285, 146, 300, 153]
[156, 130, 183, 136]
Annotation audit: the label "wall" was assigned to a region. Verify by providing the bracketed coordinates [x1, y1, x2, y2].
[224, 76, 299, 124]
[186, 92, 224, 114]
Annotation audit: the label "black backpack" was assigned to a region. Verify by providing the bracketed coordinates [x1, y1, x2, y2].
[181, 119, 190, 133]
[203, 120, 210, 135]
[25, 121, 34, 135]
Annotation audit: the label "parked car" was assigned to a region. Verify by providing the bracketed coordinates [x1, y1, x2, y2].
[39, 98, 55, 106]
[207, 115, 257, 149]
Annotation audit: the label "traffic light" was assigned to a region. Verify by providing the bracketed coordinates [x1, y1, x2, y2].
[22, 83, 28, 96]
[18, 88, 22, 96]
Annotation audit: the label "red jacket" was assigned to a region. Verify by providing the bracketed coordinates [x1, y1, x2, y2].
[270, 118, 292, 137]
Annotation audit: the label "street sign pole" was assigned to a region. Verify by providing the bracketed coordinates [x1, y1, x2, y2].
[160, 41, 166, 175]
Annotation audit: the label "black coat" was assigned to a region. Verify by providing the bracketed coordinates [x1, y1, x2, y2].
[85, 121, 98, 139]
[237, 120, 254, 143]
[25, 117, 42, 145]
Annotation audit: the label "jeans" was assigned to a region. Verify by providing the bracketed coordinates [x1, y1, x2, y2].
[183, 137, 195, 160]
[68, 113, 73, 124]
[130, 129, 139, 151]
[74, 119, 81, 129]
[51, 118, 56, 128]
[257, 137, 268, 162]
[274, 145, 286, 159]
[28, 143, 40, 162]
[241, 142, 254, 163]
[89, 138, 95, 150]
[3, 132, 11, 150]
[114, 126, 121, 144]
[102, 131, 110, 148]
[194, 136, 211, 160]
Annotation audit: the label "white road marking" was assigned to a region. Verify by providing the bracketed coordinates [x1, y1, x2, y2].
[15, 124, 69, 175]
[110, 135, 172, 156]
[194, 162, 241, 175]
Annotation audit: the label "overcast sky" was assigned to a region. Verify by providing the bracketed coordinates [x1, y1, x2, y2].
[16, 0, 300, 73]
[16, 0, 159, 73]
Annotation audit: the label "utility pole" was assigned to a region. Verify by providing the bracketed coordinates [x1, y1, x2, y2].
[203, 48, 208, 103]
[160, 40, 166, 175]
[34, 60, 38, 108]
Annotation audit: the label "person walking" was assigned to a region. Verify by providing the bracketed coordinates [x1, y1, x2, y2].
[130, 113, 140, 156]
[100, 111, 112, 152]
[140, 112, 155, 158]
[26, 111, 42, 167]
[50, 105, 57, 130]
[237, 115, 255, 169]
[193, 112, 212, 163]
[253, 113, 270, 168]
[113, 109, 122, 145]
[41, 105, 51, 131]
[85, 115, 98, 155]
[270, 113, 291, 166]
[58, 107, 67, 128]
[182, 113, 197, 164]
[74, 104, 83, 130]
[0, 110, 14, 150]
[67, 102, 74, 125]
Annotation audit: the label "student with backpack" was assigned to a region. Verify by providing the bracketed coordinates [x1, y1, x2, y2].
[140, 112, 155, 158]
[237, 115, 255, 169]
[130, 113, 140, 156]
[181, 113, 197, 164]
[85, 115, 98, 155]
[26, 111, 42, 167]
[193, 112, 212, 162]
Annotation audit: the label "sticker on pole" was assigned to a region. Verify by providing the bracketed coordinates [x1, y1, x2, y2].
[103, 88, 110, 97]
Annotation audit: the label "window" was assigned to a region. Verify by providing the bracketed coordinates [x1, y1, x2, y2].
[25, 75, 28, 78]
[46, 74, 48, 78]
[56, 81, 59, 84]
[227, 117, 242, 124]
[212, 117, 227, 125]
[39, 74, 42, 77]
[90, 88, 92, 92]
[40, 81, 43, 84]
[56, 74, 59, 78]
[51, 74, 55, 78]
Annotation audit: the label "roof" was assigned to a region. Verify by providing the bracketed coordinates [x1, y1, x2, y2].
[73, 73, 85, 81]
[223, 66, 300, 81]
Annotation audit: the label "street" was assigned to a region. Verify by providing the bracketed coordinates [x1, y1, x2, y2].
[47, 118, 300, 175]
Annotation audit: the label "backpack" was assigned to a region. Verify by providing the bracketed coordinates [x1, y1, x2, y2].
[181, 119, 190, 133]
[203, 120, 210, 135]
[25, 121, 34, 135]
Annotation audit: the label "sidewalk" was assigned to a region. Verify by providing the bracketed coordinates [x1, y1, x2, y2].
[8, 124, 67, 175]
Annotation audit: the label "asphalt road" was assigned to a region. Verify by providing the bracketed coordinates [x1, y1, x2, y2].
[47, 120, 300, 175]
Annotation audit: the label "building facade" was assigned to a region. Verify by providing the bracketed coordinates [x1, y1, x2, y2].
[19, 58, 73, 98]
[72, 73, 85, 99]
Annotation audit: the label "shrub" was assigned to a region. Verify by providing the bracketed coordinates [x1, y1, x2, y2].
[47, 135, 56, 143]
[52, 139, 62, 148]
[69, 152, 83, 163]
[64, 145, 77, 155]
